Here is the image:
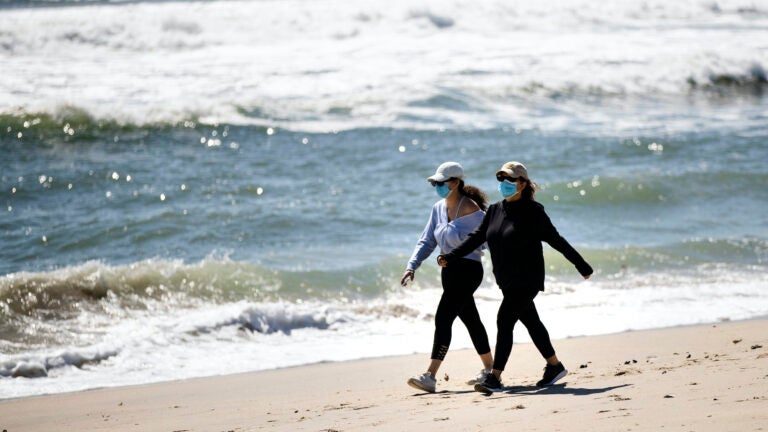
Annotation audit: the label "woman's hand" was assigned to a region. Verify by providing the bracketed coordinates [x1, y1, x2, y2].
[400, 270, 415, 287]
[583, 274, 591, 280]
[436, 255, 448, 267]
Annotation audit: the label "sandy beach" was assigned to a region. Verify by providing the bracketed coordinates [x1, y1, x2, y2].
[1, 319, 766, 431]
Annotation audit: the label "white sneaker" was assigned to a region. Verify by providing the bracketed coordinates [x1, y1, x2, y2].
[466, 368, 492, 385]
[407, 372, 436, 393]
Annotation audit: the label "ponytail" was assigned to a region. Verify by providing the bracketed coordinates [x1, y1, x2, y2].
[457, 180, 488, 211]
[520, 180, 536, 201]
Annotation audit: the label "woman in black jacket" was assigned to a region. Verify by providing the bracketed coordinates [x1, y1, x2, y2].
[437, 161, 593, 394]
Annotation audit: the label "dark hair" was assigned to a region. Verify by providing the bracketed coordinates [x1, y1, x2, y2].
[520, 179, 536, 201]
[457, 180, 488, 211]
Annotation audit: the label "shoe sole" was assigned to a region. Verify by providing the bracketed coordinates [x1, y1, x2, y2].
[407, 378, 435, 393]
[538, 369, 568, 387]
[473, 383, 502, 395]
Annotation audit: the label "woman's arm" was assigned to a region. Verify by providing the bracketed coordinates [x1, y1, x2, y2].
[406, 205, 439, 272]
[536, 205, 593, 277]
[438, 206, 491, 266]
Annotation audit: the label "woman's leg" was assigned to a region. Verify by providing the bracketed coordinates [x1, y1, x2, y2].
[411, 264, 485, 392]
[490, 294, 521, 374]
[518, 300, 556, 360]
[429, 259, 490, 374]
[428, 265, 468, 373]
[458, 298, 493, 368]
[428, 291, 454, 376]
[518, 300, 568, 386]
[454, 260, 492, 367]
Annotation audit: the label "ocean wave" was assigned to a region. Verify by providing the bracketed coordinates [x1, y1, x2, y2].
[0, 258, 282, 318]
[0, 347, 119, 378]
[687, 63, 768, 96]
[408, 9, 455, 29]
[187, 301, 424, 336]
[2, 61, 765, 136]
[0, 109, 265, 143]
[0, 255, 417, 322]
[0, 297, 424, 382]
[0, 301, 362, 378]
[193, 303, 337, 335]
[1, 264, 766, 398]
[1, 0, 766, 131]
[2, 236, 764, 324]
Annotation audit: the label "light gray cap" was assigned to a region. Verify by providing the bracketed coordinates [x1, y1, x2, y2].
[427, 161, 465, 182]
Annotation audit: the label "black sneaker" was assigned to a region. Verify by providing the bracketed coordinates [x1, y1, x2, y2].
[536, 362, 568, 387]
[474, 373, 503, 395]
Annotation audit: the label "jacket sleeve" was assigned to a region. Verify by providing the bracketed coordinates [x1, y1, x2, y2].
[406, 205, 439, 271]
[441, 206, 491, 263]
[535, 205, 593, 277]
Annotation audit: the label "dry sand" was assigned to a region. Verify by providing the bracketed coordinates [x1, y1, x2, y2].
[1, 319, 766, 431]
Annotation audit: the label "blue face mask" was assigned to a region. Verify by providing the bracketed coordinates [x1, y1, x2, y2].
[435, 183, 451, 198]
[498, 180, 518, 198]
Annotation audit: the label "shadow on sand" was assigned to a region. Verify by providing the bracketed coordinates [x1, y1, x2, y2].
[412, 389, 478, 397]
[495, 383, 633, 397]
[411, 383, 631, 398]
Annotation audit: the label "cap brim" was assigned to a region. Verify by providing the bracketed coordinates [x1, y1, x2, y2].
[427, 174, 450, 182]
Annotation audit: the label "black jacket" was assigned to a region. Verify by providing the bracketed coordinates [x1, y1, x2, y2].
[442, 199, 592, 292]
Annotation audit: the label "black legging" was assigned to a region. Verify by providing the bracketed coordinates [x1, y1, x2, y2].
[492, 289, 555, 371]
[431, 258, 491, 360]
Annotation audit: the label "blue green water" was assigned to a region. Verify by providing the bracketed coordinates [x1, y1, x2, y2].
[3, 115, 766, 275]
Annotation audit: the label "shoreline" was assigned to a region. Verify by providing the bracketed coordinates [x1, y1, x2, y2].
[1, 318, 766, 431]
[3, 316, 765, 402]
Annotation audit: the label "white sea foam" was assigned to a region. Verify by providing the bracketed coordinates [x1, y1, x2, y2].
[1, 261, 766, 399]
[0, 0, 766, 132]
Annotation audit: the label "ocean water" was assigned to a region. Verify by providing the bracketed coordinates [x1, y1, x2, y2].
[1, 0, 767, 399]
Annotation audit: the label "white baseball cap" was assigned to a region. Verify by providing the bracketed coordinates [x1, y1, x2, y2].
[427, 162, 465, 183]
